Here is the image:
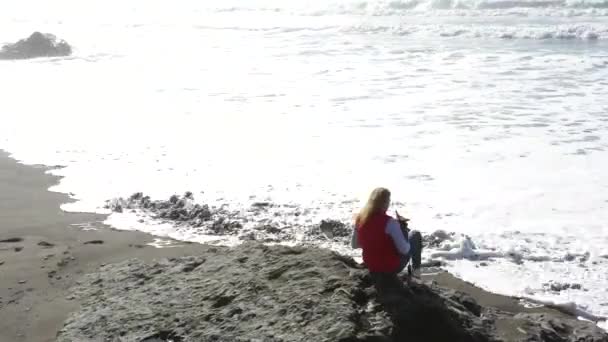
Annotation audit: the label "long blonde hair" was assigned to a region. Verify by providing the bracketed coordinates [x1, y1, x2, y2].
[356, 187, 391, 227]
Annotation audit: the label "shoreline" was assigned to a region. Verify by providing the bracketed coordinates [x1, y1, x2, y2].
[0, 150, 603, 341]
[0, 151, 210, 342]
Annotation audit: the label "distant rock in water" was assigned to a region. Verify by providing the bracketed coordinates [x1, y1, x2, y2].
[0, 32, 72, 60]
[57, 243, 608, 342]
[544, 281, 584, 292]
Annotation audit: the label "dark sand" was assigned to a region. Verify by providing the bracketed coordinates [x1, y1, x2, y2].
[0, 150, 592, 342]
[0, 151, 207, 342]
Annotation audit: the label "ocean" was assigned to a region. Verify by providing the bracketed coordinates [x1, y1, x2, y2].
[1, 0, 607, 328]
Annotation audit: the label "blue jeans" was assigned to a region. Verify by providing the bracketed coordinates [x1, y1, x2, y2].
[396, 230, 422, 273]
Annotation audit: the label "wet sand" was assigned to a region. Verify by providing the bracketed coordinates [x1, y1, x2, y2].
[0, 150, 208, 342]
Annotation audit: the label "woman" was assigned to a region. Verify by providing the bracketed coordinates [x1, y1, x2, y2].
[351, 187, 423, 278]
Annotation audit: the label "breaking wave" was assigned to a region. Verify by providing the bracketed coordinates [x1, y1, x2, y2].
[344, 23, 608, 40]
[206, 0, 608, 15]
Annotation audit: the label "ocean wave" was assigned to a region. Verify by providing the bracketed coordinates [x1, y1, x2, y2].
[196, 22, 608, 40]
[344, 23, 608, 39]
[204, 0, 608, 15]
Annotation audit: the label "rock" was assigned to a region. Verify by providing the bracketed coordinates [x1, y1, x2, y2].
[550, 282, 570, 292]
[319, 219, 350, 238]
[106, 193, 225, 233]
[305, 220, 350, 240]
[0, 237, 23, 243]
[38, 241, 54, 248]
[209, 218, 242, 235]
[0, 32, 72, 60]
[14, 247, 23, 252]
[106, 193, 359, 245]
[169, 194, 180, 204]
[83, 240, 104, 245]
[129, 192, 144, 201]
[0, 260, 4, 266]
[255, 224, 282, 234]
[18, 280, 27, 284]
[180, 258, 205, 273]
[563, 253, 576, 262]
[514, 313, 608, 342]
[251, 202, 272, 208]
[448, 291, 482, 317]
[239, 232, 257, 241]
[544, 281, 584, 292]
[56, 243, 608, 342]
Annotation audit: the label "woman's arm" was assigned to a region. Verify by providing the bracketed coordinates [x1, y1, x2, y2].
[385, 218, 410, 255]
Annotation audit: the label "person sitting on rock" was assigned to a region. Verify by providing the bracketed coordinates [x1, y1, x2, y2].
[351, 187, 423, 278]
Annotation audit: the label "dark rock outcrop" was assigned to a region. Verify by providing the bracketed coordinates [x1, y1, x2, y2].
[544, 281, 584, 292]
[57, 243, 608, 342]
[319, 219, 350, 238]
[105, 192, 242, 234]
[0, 32, 72, 60]
[306, 219, 351, 240]
[105, 193, 353, 245]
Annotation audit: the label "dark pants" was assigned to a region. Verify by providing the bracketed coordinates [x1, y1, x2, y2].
[396, 230, 422, 274]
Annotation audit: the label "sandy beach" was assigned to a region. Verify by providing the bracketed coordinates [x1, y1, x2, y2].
[0, 151, 208, 342]
[1, 150, 605, 341]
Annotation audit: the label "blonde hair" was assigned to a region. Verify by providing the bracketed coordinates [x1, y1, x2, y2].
[356, 187, 391, 227]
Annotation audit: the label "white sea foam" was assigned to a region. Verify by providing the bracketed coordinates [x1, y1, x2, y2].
[1, 0, 608, 330]
[346, 23, 608, 39]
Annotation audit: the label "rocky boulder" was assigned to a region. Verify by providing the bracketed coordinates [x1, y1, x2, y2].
[104, 193, 355, 245]
[0, 32, 72, 60]
[57, 243, 608, 342]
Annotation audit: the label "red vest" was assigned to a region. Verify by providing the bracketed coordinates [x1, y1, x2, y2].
[357, 212, 400, 273]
